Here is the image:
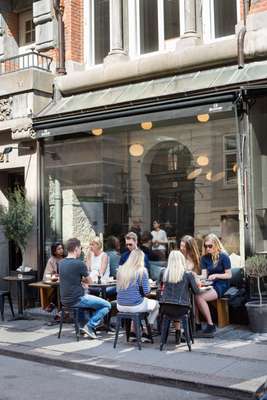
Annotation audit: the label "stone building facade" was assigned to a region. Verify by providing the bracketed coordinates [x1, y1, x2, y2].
[1, 0, 267, 279]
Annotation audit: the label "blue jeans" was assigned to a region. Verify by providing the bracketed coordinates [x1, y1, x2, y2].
[74, 294, 111, 329]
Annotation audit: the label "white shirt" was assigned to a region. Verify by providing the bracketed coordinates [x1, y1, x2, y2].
[151, 229, 168, 251]
[89, 252, 110, 282]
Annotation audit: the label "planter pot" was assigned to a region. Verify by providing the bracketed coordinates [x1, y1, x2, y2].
[245, 301, 267, 333]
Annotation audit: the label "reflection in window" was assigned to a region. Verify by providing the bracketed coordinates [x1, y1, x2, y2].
[164, 0, 180, 40]
[224, 134, 237, 185]
[94, 0, 110, 64]
[140, 0, 158, 54]
[214, 0, 237, 38]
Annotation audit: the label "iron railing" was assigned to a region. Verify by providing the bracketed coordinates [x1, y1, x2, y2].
[0, 51, 53, 75]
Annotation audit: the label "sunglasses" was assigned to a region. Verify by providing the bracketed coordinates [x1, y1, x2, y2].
[126, 243, 133, 247]
[204, 244, 213, 249]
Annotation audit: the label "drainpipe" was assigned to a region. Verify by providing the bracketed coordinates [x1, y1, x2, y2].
[238, 0, 251, 69]
[53, 0, 66, 75]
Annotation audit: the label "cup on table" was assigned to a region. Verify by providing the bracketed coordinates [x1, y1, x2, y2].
[18, 274, 23, 279]
[45, 273, 52, 281]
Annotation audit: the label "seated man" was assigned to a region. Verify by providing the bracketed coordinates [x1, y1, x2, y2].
[59, 237, 111, 339]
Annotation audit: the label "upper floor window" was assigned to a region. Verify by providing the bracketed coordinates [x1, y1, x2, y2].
[203, 0, 238, 42]
[134, 0, 183, 56]
[19, 10, 35, 47]
[86, 0, 110, 65]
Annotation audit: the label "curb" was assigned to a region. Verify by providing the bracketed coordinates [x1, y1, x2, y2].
[0, 346, 254, 400]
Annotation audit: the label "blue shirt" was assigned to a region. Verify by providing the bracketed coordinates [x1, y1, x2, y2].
[119, 249, 150, 270]
[117, 271, 150, 306]
[201, 252, 231, 297]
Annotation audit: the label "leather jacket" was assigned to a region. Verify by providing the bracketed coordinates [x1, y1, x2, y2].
[159, 271, 200, 307]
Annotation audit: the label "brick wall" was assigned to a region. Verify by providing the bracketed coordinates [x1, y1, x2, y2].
[63, 0, 84, 64]
[240, 0, 267, 17]
[3, 11, 18, 43]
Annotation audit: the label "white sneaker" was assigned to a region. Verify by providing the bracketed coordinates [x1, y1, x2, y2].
[80, 325, 97, 339]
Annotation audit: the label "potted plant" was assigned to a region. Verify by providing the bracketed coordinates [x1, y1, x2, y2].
[0, 187, 33, 271]
[245, 254, 267, 333]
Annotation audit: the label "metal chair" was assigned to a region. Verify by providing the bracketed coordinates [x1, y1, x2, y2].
[0, 290, 15, 321]
[159, 305, 194, 351]
[58, 305, 83, 341]
[113, 311, 153, 350]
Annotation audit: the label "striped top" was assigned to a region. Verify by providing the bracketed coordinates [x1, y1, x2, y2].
[117, 271, 150, 306]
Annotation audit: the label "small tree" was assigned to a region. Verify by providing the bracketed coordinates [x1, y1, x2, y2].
[0, 187, 33, 269]
[245, 255, 267, 306]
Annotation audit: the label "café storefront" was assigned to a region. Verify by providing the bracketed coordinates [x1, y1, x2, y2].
[33, 62, 267, 272]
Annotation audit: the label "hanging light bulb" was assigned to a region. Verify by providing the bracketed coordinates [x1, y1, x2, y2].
[206, 170, 212, 181]
[187, 168, 202, 180]
[232, 163, 238, 173]
[197, 114, 210, 123]
[141, 121, 153, 130]
[129, 143, 144, 157]
[197, 155, 209, 166]
[91, 128, 103, 136]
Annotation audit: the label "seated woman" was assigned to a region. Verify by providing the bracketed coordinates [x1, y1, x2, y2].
[194, 233, 232, 336]
[42, 242, 64, 311]
[160, 250, 200, 344]
[116, 249, 159, 341]
[180, 235, 201, 276]
[86, 237, 110, 282]
[105, 235, 120, 278]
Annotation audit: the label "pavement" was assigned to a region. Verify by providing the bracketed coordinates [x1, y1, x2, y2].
[0, 308, 266, 400]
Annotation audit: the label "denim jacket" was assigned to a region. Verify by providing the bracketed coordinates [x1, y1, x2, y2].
[159, 271, 200, 307]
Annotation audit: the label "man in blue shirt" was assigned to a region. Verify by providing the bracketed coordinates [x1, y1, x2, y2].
[119, 231, 150, 269]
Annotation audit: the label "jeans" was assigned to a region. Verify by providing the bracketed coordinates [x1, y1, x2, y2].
[74, 294, 111, 329]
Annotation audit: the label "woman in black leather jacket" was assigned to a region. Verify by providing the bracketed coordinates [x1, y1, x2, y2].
[160, 250, 201, 343]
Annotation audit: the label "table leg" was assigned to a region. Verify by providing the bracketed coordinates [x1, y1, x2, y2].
[16, 280, 24, 316]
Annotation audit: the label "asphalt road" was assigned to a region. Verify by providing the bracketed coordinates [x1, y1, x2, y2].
[0, 355, 229, 400]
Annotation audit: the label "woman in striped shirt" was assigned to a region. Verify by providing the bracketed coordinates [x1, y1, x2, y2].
[116, 249, 159, 339]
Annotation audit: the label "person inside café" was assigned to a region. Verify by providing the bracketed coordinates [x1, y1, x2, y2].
[151, 220, 168, 261]
[59, 237, 111, 339]
[119, 231, 150, 269]
[42, 242, 64, 312]
[159, 250, 201, 345]
[194, 233, 232, 337]
[116, 248, 159, 342]
[139, 231, 154, 260]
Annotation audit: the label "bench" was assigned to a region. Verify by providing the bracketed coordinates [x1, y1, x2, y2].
[211, 297, 229, 328]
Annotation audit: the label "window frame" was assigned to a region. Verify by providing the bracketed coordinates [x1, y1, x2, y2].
[130, 0, 184, 58]
[223, 133, 238, 187]
[84, 0, 112, 66]
[202, 0, 240, 43]
[19, 9, 35, 50]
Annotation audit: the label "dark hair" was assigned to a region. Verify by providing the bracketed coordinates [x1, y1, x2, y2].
[105, 235, 119, 250]
[66, 238, 81, 253]
[51, 242, 64, 257]
[141, 231, 153, 244]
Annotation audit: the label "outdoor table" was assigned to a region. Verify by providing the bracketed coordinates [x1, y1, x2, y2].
[2, 275, 35, 319]
[28, 280, 60, 309]
[88, 281, 117, 300]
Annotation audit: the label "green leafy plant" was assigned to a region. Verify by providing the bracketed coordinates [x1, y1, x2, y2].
[0, 187, 33, 268]
[245, 255, 267, 306]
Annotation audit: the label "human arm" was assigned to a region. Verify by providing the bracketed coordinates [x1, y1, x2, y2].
[141, 270, 150, 296]
[80, 262, 93, 285]
[187, 272, 201, 295]
[208, 253, 232, 281]
[85, 252, 92, 271]
[43, 257, 57, 279]
[99, 253, 108, 276]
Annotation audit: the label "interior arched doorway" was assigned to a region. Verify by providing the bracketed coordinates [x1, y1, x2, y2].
[145, 141, 195, 241]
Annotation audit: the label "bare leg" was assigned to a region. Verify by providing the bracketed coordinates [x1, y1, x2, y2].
[195, 289, 218, 325]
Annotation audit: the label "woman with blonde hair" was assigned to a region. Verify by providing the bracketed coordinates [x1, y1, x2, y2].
[160, 250, 200, 344]
[180, 235, 201, 275]
[194, 233, 232, 336]
[86, 237, 110, 282]
[117, 249, 159, 341]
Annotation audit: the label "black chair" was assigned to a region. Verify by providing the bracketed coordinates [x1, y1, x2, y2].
[0, 291, 15, 321]
[58, 305, 86, 341]
[113, 312, 153, 350]
[159, 305, 194, 351]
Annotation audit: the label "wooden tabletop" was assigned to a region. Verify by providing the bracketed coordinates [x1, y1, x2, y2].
[3, 275, 35, 282]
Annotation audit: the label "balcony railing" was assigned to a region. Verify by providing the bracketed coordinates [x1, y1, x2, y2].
[0, 51, 53, 75]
